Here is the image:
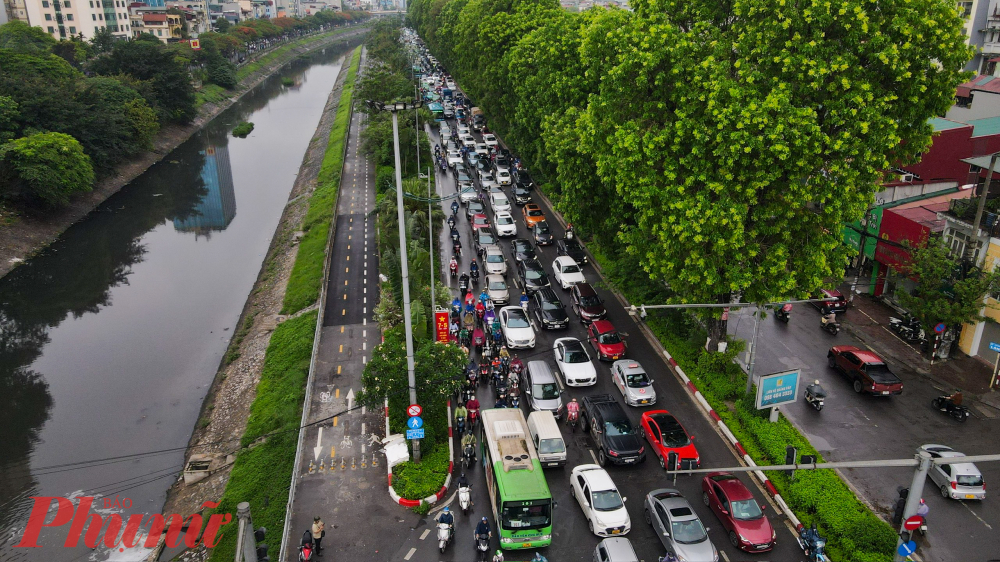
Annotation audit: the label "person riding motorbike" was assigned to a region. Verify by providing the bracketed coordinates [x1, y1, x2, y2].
[566, 397, 580, 420]
[484, 298, 495, 311]
[510, 355, 523, 374]
[438, 507, 454, 528]
[917, 498, 929, 519]
[452, 297, 462, 313]
[451, 200, 459, 215]
[464, 290, 475, 310]
[475, 300, 486, 320]
[454, 403, 468, 423]
[821, 311, 837, 326]
[946, 390, 964, 407]
[493, 550, 504, 562]
[450, 257, 459, 277]
[458, 472, 470, 488]
[459, 273, 470, 293]
[475, 517, 492, 541]
[450, 320, 459, 338]
[470, 259, 479, 277]
[466, 396, 480, 419]
[479, 289, 490, 306]
[520, 293, 529, 311]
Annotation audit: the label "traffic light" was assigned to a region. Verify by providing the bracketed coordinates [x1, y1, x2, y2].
[784, 446, 797, 477]
[667, 452, 678, 472]
[800, 454, 816, 465]
[255, 527, 269, 562]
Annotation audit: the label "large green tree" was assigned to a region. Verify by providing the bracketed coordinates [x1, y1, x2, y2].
[0, 21, 56, 54]
[88, 39, 197, 123]
[0, 132, 94, 206]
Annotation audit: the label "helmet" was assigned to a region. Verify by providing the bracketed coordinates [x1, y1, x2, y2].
[443, 507, 449, 512]
[920, 498, 926, 504]
[571, 398, 577, 402]
[461, 472, 466, 478]
[814, 379, 820, 385]
[482, 517, 488, 522]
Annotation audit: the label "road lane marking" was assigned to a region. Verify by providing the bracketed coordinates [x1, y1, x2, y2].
[337, 365, 341, 374]
[419, 529, 430, 540]
[589, 449, 599, 464]
[336, 388, 340, 398]
[404, 548, 416, 560]
[341, 326, 344, 333]
[962, 502, 994, 529]
[333, 417, 338, 427]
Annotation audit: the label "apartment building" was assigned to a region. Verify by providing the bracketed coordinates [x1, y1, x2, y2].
[24, 0, 133, 40]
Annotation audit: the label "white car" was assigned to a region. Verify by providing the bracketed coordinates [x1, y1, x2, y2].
[475, 142, 490, 156]
[461, 134, 477, 148]
[490, 192, 512, 213]
[459, 184, 479, 203]
[499, 306, 536, 348]
[479, 170, 497, 189]
[571, 464, 631, 537]
[483, 245, 508, 275]
[554, 337, 597, 386]
[494, 211, 517, 237]
[440, 125, 452, 138]
[447, 150, 464, 168]
[552, 256, 586, 289]
[497, 169, 513, 186]
[458, 125, 471, 136]
[483, 133, 499, 147]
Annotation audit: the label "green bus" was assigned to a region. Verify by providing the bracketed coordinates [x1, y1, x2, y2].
[479, 408, 554, 550]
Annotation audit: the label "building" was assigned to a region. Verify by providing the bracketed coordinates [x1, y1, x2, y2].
[128, 9, 181, 40]
[173, 143, 237, 237]
[959, 0, 991, 73]
[2, 0, 30, 22]
[165, 0, 207, 33]
[24, 0, 133, 40]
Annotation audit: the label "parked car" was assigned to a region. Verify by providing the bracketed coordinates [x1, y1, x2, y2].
[644, 489, 718, 562]
[532, 287, 569, 330]
[571, 464, 631, 537]
[533, 221, 554, 245]
[580, 394, 645, 466]
[811, 288, 848, 314]
[588, 320, 626, 361]
[483, 245, 508, 275]
[485, 274, 510, 305]
[483, 133, 499, 147]
[552, 256, 586, 289]
[499, 305, 536, 349]
[554, 337, 597, 386]
[490, 191, 512, 213]
[611, 360, 656, 406]
[517, 258, 550, 294]
[593, 538, 639, 562]
[497, 169, 513, 186]
[558, 238, 589, 265]
[641, 410, 699, 469]
[494, 210, 517, 237]
[513, 183, 532, 205]
[466, 200, 485, 219]
[918, 444, 986, 500]
[827, 345, 904, 395]
[701, 472, 775, 552]
[572, 283, 607, 323]
[511, 238, 536, 263]
[522, 203, 546, 227]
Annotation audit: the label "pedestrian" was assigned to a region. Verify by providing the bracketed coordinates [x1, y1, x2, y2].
[311, 516, 326, 555]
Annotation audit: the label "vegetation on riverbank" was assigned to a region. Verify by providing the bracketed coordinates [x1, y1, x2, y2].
[207, 311, 317, 562]
[232, 122, 255, 137]
[282, 45, 362, 315]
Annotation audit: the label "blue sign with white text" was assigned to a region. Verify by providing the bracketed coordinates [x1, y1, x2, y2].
[406, 428, 425, 440]
[756, 370, 800, 409]
[407, 416, 424, 429]
[990, 341, 1000, 353]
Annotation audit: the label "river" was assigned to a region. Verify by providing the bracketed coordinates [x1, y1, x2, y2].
[0, 40, 356, 562]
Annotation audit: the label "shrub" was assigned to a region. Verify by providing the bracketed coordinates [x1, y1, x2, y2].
[0, 132, 94, 206]
[232, 121, 254, 137]
[391, 443, 450, 500]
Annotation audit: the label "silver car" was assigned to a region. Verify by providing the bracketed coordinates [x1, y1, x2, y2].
[483, 245, 508, 275]
[593, 538, 639, 562]
[920, 444, 986, 500]
[485, 274, 509, 305]
[644, 489, 718, 562]
[612, 360, 657, 407]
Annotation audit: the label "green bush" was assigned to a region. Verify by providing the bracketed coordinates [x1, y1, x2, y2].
[392, 443, 450, 500]
[232, 121, 254, 137]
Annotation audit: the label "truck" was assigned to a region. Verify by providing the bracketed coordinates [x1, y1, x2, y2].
[471, 107, 485, 131]
[827, 345, 904, 395]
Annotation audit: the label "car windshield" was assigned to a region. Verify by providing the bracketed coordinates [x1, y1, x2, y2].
[487, 253, 504, 263]
[958, 474, 985, 487]
[536, 223, 551, 234]
[591, 490, 624, 512]
[538, 438, 565, 455]
[599, 332, 621, 344]
[489, 280, 507, 291]
[460, 179, 474, 187]
[604, 420, 635, 437]
[670, 519, 708, 544]
[563, 344, 589, 363]
[655, 417, 691, 447]
[494, 197, 508, 205]
[469, 204, 484, 213]
[532, 382, 560, 399]
[497, 216, 514, 225]
[506, 311, 530, 328]
[501, 501, 551, 531]
[479, 234, 496, 244]
[515, 242, 533, 254]
[542, 300, 562, 310]
[730, 499, 764, 521]
[625, 372, 651, 387]
[527, 209, 543, 217]
[474, 217, 488, 226]
[564, 240, 581, 250]
[526, 270, 546, 282]
[562, 264, 581, 274]
[579, 294, 601, 307]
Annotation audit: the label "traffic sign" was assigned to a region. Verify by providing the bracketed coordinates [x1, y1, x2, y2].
[407, 404, 422, 417]
[990, 341, 1000, 353]
[934, 322, 946, 333]
[407, 416, 424, 429]
[406, 428, 425, 440]
[897, 540, 917, 557]
[903, 515, 923, 531]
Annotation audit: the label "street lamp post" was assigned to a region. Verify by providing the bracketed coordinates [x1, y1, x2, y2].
[367, 98, 424, 461]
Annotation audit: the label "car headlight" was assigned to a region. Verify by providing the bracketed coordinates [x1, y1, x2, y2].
[500, 537, 514, 544]
[638, 446, 644, 454]
[675, 555, 687, 562]
[540, 534, 551, 541]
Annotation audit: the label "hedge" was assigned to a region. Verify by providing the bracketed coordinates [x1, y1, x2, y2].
[391, 443, 451, 500]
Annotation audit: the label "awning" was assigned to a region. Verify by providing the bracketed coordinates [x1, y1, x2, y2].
[957, 85, 972, 98]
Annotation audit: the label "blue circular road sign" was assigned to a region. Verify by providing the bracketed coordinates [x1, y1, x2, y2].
[407, 416, 424, 429]
[897, 540, 917, 557]
[934, 323, 946, 333]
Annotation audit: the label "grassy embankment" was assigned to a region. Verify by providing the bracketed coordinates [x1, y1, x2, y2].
[205, 45, 363, 562]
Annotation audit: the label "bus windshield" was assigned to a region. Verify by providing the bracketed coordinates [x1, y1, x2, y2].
[501, 501, 551, 531]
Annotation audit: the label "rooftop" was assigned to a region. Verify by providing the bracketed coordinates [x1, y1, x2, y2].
[929, 117, 970, 132]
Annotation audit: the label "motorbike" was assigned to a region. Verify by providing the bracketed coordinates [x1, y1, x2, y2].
[821, 314, 840, 335]
[463, 441, 476, 468]
[471, 269, 480, 285]
[468, 407, 480, 428]
[775, 303, 791, 323]
[566, 408, 579, 432]
[931, 395, 970, 422]
[458, 484, 472, 513]
[450, 229, 461, 244]
[804, 382, 826, 411]
[510, 394, 520, 408]
[447, 215, 456, 230]
[437, 522, 453, 553]
[565, 225, 574, 240]
[455, 415, 466, 435]
[453, 241, 462, 257]
[451, 201, 459, 216]
[476, 533, 491, 562]
[450, 260, 459, 278]
[889, 315, 925, 343]
[796, 525, 828, 562]
[479, 362, 490, 385]
[298, 531, 315, 561]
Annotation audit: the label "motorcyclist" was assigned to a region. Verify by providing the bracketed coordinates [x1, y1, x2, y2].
[495, 395, 508, 408]
[451, 200, 459, 215]
[466, 396, 481, 417]
[946, 390, 964, 407]
[531, 554, 548, 562]
[438, 506, 454, 527]
[454, 403, 468, 423]
[450, 257, 458, 276]
[479, 289, 490, 305]
[821, 311, 837, 326]
[450, 320, 459, 338]
[459, 273, 471, 294]
[475, 517, 492, 541]
[499, 345, 510, 363]
[458, 472, 470, 488]
[493, 550, 504, 562]
[520, 293, 530, 310]
[470, 259, 479, 277]
[917, 498, 929, 520]
[475, 300, 486, 320]
[566, 397, 580, 420]
[510, 354, 523, 374]
[452, 297, 462, 313]
[465, 290, 475, 310]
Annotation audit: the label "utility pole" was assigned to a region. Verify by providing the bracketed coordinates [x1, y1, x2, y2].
[428, 167, 434, 312]
[893, 450, 932, 562]
[744, 305, 762, 396]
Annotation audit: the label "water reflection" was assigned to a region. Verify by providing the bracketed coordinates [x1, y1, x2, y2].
[173, 142, 237, 236]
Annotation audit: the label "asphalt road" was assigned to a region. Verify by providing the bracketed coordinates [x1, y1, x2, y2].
[727, 306, 1000, 562]
[388, 118, 808, 562]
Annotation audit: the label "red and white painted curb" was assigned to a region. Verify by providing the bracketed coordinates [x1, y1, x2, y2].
[386, 399, 455, 507]
[660, 350, 804, 532]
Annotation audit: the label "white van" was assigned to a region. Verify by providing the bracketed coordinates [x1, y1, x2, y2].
[527, 411, 567, 467]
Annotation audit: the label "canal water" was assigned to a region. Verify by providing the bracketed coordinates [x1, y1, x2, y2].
[0, 39, 357, 562]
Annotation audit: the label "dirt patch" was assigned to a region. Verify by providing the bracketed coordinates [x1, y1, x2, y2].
[0, 26, 368, 281]
[160, 52, 355, 522]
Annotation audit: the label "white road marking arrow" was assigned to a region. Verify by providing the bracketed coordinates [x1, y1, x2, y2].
[313, 427, 324, 461]
[346, 388, 355, 410]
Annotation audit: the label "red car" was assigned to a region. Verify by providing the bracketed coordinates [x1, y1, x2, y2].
[828, 345, 904, 395]
[587, 319, 626, 361]
[640, 410, 699, 469]
[701, 472, 775, 552]
[471, 213, 491, 230]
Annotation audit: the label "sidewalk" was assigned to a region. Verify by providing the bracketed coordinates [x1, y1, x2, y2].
[839, 290, 1000, 412]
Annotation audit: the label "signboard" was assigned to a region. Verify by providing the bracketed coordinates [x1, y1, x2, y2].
[406, 416, 424, 430]
[407, 404, 422, 417]
[406, 428, 425, 440]
[897, 540, 917, 557]
[934, 323, 946, 333]
[435, 310, 450, 343]
[903, 516, 923, 531]
[190, 38, 201, 50]
[755, 370, 801, 409]
[990, 341, 1000, 353]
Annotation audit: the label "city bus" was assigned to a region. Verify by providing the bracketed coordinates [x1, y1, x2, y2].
[479, 408, 554, 550]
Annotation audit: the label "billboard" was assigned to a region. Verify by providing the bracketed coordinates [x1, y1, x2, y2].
[755, 370, 800, 409]
[434, 310, 450, 344]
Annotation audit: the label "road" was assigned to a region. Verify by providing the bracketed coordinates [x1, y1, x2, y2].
[726, 305, 1000, 562]
[387, 116, 807, 562]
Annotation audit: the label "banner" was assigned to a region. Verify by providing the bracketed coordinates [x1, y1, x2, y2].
[435, 310, 449, 343]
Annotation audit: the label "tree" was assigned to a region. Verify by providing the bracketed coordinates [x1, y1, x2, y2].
[894, 239, 1000, 350]
[90, 27, 115, 54]
[0, 96, 18, 143]
[88, 39, 196, 123]
[0, 132, 94, 207]
[215, 17, 232, 33]
[0, 21, 57, 54]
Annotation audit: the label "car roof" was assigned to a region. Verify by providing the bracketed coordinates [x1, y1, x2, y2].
[536, 287, 559, 301]
[574, 464, 617, 491]
[612, 360, 644, 374]
[851, 349, 884, 363]
[707, 473, 754, 501]
[485, 245, 503, 254]
[486, 274, 505, 283]
[525, 203, 540, 210]
[592, 319, 615, 333]
[556, 337, 584, 349]
[820, 288, 845, 298]
[575, 283, 597, 297]
[523, 258, 543, 268]
[647, 489, 698, 519]
[496, 210, 513, 218]
[555, 255, 577, 265]
[598, 538, 638, 562]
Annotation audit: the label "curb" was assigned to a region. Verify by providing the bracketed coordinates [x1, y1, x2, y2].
[386, 400, 455, 507]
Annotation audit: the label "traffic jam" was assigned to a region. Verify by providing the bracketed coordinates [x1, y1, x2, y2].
[411, 31, 809, 562]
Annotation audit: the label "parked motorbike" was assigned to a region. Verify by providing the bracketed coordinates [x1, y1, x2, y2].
[804, 380, 826, 411]
[458, 484, 472, 514]
[476, 533, 491, 562]
[298, 531, 315, 561]
[775, 303, 791, 323]
[437, 522, 453, 553]
[931, 395, 970, 422]
[889, 315, 925, 343]
[796, 524, 828, 562]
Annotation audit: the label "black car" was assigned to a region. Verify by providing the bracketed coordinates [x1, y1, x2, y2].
[516, 170, 535, 189]
[572, 283, 607, 323]
[557, 238, 588, 265]
[532, 287, 569, 330]
[532, 221, 554, 245]
[474, 229, 498, 256]
[457, 168, 475, 185]
[466, 200, 485, 220]
[510, 238, 536, 263]
[517, 258, 550, 294]
[580, 394, 645, 466]
[513, 183, 532, 205]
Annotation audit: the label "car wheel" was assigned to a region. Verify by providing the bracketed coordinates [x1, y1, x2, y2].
[644, 509, 652, 526]
[598, 449, 607, 467]
[853, 379, 863, 393]
[659, 454, 666, 470]
[570, 485, 576, 499]
[828, 355, 836, 368]
[729, 531, 740, 549]
[941, 485, 950, 499]
[588, 520, 595, 536]
[702, 492, 710, 507]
